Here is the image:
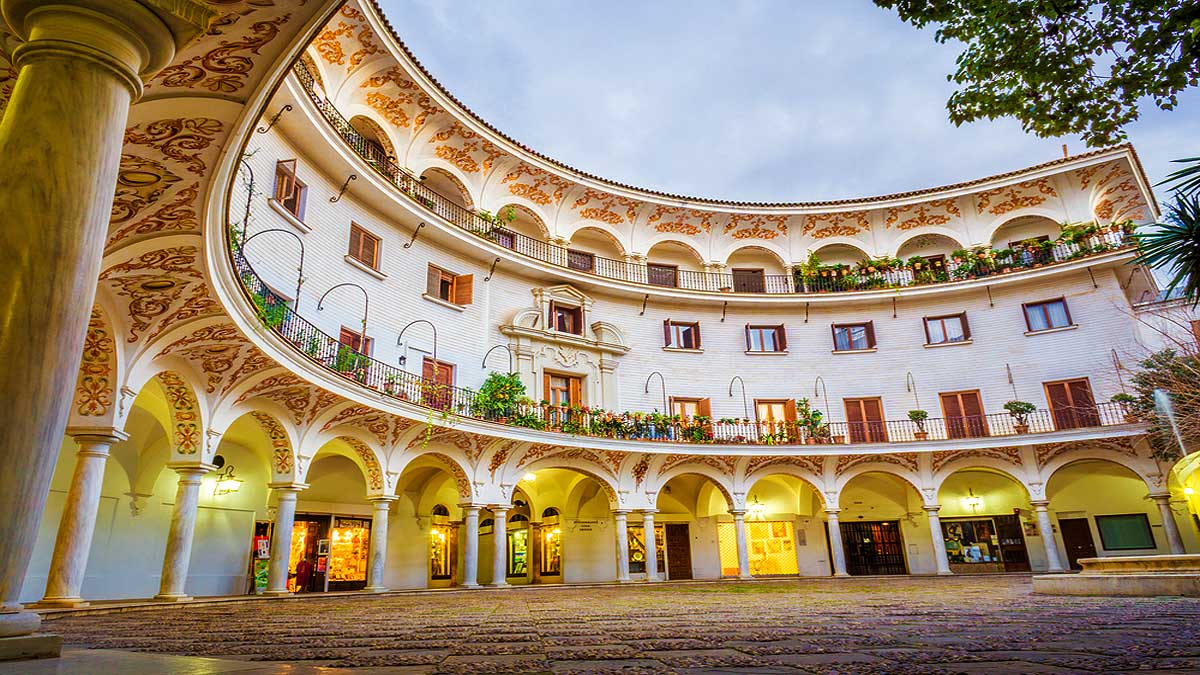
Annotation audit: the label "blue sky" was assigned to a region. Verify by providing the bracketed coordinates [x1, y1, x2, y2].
[379, 1, 1200, 207]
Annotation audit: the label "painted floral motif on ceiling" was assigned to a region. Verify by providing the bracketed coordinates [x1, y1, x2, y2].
[802, 212, 870, 239]
[657, 453, 739, 477]
[359, 67, 441, 134]
[743, 455, 825, 480]
[835, 451, 919, 476]
[646, 205, 717, 236]
[99, 247, 220, 344]
[323, 404, 415, 449]
[157, 322, 273, 395]
[724, 214, 790, 240]
[502, 164, 571, 206]
[884, 198, 963, 230]
[250, 411, 293, 475]
[1077, 162, 1149, 223]
[929, 447, 1023, 474]
[74, 308, 116, 418]
[572, 189, 641, 226]
[421, 452, 472, 499]
[237, 374, 341, 426]
[150, 3, 292, 95]
[156, 371, 201, 455]
[487, 440, 522, 478]
[339, 436, 384, 491]
[123, 118, 225, 176]
[428, 122, 503, 175]
[974, 178, 1058, 217]
[1033, 437, 1139, 470]
[313, 4, 384, 69]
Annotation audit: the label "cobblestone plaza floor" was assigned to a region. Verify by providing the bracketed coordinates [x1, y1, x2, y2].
[17, 576, 1200, 674]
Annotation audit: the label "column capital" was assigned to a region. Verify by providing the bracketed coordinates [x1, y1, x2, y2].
[3, 0, 217, 97]
[824, 507, 842, 516]
[66, 427, 128, 445]
[166, 462, 215, 480]
[922, 504, 942, 514]
[268, 482, 308, 493]
[610, 508, 632, 516]
[369, 495, 398, 504]
[728, 509, 747, 517]
[1029, 499, 1051, 509]
[489, 504, 512, 512]
[459, 503, 483, 513]
[1148, 492, 1173, 502]
[639, 508, 658, 515]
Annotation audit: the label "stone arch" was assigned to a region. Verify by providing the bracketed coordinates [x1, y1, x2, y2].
[249, 410, 299, 481]
[935, 466, 1033, 519]
[742, 465, 827, 508]
[519, 457, 621, 510]
[492, 202, 551, 240]
[985, 212, 1063, 249]
[645, 238, 707, 272]
[890, 230, 969, 259]
[348, 113, 398, 164]
[396, 450, 474, 501]
[303, 435, 386, 495]
[564, 224, 627, 259]
[419, 165, 474, 210]
[807, 240, 871, 266]
[653, 466, 736, 513]
[716, 243, 790, 272]
[1042, 454, 1159, 498]
[931, 452, 1030, 493]
[833, 464, 924, 503]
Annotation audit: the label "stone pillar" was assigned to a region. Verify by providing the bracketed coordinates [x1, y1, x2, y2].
[924, 506, 953, 576]
[461, 505, 480, 588]
[613, 509, 631, 582]
[731, 510, 752, 579]
[264, 486, 303, 596]
[39, 431, 128, 607]
[623, 253, 648, 284]
[642, 510, 658, 581]
[548, 236, 570, 267]
[365, 497, 394, 592]
[0, 0, 213, 640]
[825, 509, 849, 577]
[1031, 500, 1067, 573]
[155, 465, 212, 601]
[1151, 493, 1187, 555]
[490, 507, 508, 587]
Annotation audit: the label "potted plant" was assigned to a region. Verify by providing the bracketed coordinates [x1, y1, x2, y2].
[1110, 393, 1140, 424]
[475, 371, 525, 423]
[907, 255, 928, 272]
[1004, 400, 1037, 434]
[908, 409, 929, 440]
[795, 398, 824, 444]
[383, 374, 401, 396]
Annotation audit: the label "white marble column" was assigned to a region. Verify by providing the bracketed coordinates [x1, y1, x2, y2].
[925, 506, 953, 576]
[731, 510, 752, 579]
[490, 507, 509, 587]
[365, 497, 394, 592]
[461, 505, 480, 588]
[613, 509, 631, 582]
[1151, 493, 1187, 555]
[155, 465, 212, 601]
[264, 486, 303, 596]
[39, 432, 127, 607]
[0, 0, 213, 639]
[1031, 500, 1067, 572]
[826, 509, 849, 577]
[642, 510, 658, 582]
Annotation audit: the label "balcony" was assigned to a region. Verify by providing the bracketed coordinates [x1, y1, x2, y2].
[290, 61, 1136, 297]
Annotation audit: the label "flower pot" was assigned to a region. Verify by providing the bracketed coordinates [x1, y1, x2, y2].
[497, 416, 507, 424]
[1014, 423, 1029, 434]
[913, 431, 928, 440]
[832, 435, 845, 445]
[805, 438, 817, 445]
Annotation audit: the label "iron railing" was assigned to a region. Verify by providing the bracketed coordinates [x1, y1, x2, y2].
[290, 61, 1135, 296]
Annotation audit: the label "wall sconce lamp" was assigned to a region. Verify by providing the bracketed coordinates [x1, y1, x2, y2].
[747, 495, 767, 520]
[213, 464, 243, 496]
[1185, 487, 1195, 496]
[962, 488, 984, 513]
[522, 472, 537, 482]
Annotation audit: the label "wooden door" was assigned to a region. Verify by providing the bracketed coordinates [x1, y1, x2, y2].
[731, 268, 765, 293]
[940, 390, 988, 438]
[845, 398, 887, 443]
[1044, 379, 1100, 430]
[839, 520, 907, 575]
[664, 523, 693, 580]
[1057, 518, 1097, 570]
[993, 514, 1031, 572]
[422, 357, 454, 410]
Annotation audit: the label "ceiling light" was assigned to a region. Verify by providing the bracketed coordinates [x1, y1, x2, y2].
[523, 473, 536, 482]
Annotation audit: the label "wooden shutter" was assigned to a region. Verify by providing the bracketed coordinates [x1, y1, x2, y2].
[339, 327, 360, 350]
[922, 318, 933, 344]
[274, 159, 298, 201]
[698, 398, 712, 418]
[422, 357, 436, 380]
[776, 325, 787, 351]
[783, 399, 797, 423]
[350, 225, 363, 261]
[453, 274, 473, 305]
[663, 320, 672, 347]
[1045, 381, 1073, 430]
[360, 336, 373, 356]
[862, 398, 885, 442]
[1067, 379, 1099, 427]
[844, 399, 866, 443]
[568, 376, 582, 407]
[831, 324, 840, 350]
[542, 373, 551, 401]
[361, 231, 378, 268]
[744, 324, 752, 350]
[959, 313, 972, 339]
[427, 265, 442, 296]
[864, 321, 876, 348]
[961, 391, 985, 436]
[692, 323, 702, 348]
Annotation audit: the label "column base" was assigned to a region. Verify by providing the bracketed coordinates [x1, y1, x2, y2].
[261, 590, 293, 597]
[31, 597, 90, 609]
[616, 578, 633, 583]
[936, 571, 954, 576]
[460, 582, 480, 589]
[737, 574, 754, 580]
[153, 594, 193, 602]
[1043, 568, 1069, 574]
[832, 572, 851, 578]
[487, 582, 510, 588]
[362, 586, 387, 593]
[0, 611, 41, 638]
[0, 633, 61, 662]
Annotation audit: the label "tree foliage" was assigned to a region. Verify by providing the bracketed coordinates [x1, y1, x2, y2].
[874, 1, 1200, 147]
[1133, 193, 1200, 302]
[1123, 349, 1200, 461]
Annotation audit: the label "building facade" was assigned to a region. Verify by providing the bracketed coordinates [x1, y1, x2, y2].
[2, 0, 1199, 629]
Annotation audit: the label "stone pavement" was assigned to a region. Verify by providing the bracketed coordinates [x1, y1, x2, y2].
[11, 575, 1200, 674]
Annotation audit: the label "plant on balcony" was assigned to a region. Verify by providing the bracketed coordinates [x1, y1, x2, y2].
[1003, 400, 1037, 433]
[994, 248, 1016, 272]
[795, 397, 825, 444]
[475, 371, 525, 423]
[333, 345, 369, 382]
[908, 409, 930, 440]
[1110, 392, 1140, 424]
[680, 415, 713, 443]
[383, 374, 401, 396]
[250, 289, 288, 330]
[906, 255, 929, 271]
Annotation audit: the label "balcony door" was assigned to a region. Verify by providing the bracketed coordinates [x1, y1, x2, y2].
[731, 268, 765, 293]
[939, 390, 988, 438]
[844, 397, 887, 443]
[1044, 378, 1099, 430]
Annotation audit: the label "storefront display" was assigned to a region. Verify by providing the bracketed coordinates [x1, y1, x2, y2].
[539, 525, 562, 576]
[942, 515, 1030, 573]
[327, 517, 370, 591]
[430, 526, 452, 580]
[507, 528, 528, 577]
[627, 524, 665, 575]
[717, 520, 799, 576]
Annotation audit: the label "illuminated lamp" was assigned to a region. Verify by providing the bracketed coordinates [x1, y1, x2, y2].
[962, 488, 984, 513]
[523, 472, 537, 482]
[213, 464, 243, 496]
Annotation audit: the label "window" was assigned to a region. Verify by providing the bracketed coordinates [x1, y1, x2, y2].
[844, 397, 887, 443]
[543, 373, 582, 409]
[832, 321, 875, 351]
[746, 324, 786, 352]
[425, 265, 473, 305]
[1095, 514, 1155, 551]
[422, 357, 454, 410]
[338, 327, 372, 355]
[348, 223, 381, 270]
[731, 268, 765, 293]
[647, 263, 679, 288]
[664, 320, 701, 349]
[539, 525, 562, 576]
[924, 313, 970, 345]
[755, 399, 797, 440]
[671, 397, 711, 420]
[939, 390, 987, 438]
[1044, 378, 1099, 430]
[273, 159, 307, 219]
[1023, 298, 1072, 332]
[549, 301, 583, 335]
[567, 249, 595, 271]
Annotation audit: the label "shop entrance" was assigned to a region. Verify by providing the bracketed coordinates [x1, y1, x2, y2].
[941, 514, 1031, 573]
[664, 523, 692, 580]
[429, 505, 458, 588]
[286, 513, 372, 592]
[840, 520, 907, 575]
[532, 518, 562, 584]
[718, 520, 799, 576]
[1058, 517, 1097, 570]
[627, 523, 664, 579]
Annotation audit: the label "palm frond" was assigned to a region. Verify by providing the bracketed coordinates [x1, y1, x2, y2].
[1134, 192, 1200, 303]
[1160, 157, 1200, 197]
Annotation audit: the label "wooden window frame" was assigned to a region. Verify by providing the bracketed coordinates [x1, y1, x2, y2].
[670, 396, 711, 420]
[338, 326, 373, 355]
[426, 264, 473, 306]
[1043, 377, 1099, 430]
[938, 389, 988, 439]
[1023, 297, 1073, 332]
[348, 222, 381, 270]
[843, 396, 888, 443]
[745, 324, 787, 352]
[548, 301, 583, 335]
[543, 371, 583, 409]
[664, 320, 702, 350]
[831, 321, 876, 351]
[923, 313, 971, 345]
[273, 159, 307, 220]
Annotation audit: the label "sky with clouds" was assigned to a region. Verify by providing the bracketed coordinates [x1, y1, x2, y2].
[379, 0, 1199, 208]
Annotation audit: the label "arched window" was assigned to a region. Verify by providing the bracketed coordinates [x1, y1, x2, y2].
[431, 504, 449, 517]
[510, 513, 529, 523]
[542, 507, 560, 518]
